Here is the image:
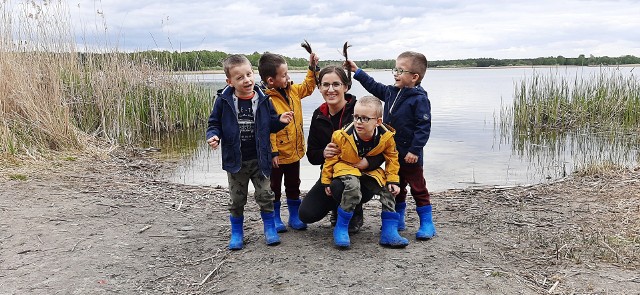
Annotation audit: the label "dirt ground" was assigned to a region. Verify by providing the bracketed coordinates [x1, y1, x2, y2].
[1, 150, 639, 295]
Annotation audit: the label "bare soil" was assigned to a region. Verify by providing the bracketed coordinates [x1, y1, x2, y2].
[1, 150, 639, 294]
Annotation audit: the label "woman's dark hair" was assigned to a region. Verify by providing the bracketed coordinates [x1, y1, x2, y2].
[318, 66, 351, 90]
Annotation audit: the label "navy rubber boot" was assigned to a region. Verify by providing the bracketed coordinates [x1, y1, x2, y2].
[260, 211, 281, 246]
[395, 202, 407, 231]
[333, 207, 353, 248]
[273, 201, 288, 233]
[286, 199, 307, 230]
[416, 205, 437, 240]
[379, 211, 409, 248]
[228, 215, 244, 250]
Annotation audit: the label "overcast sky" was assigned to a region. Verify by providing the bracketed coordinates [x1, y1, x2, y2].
[46, 0, 640, 60]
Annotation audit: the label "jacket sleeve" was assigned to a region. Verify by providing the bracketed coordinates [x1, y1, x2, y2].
[268, 98, 280, 156]
[363, 154, 384, 171]
[353, 69, 390, 102]
[409, 93, 431, 155]
[288, 69, 317, 100]
[306, 112, 328, 165]
[383, 137, 400, 184]
[205, 97, 223, 141]
[320, 133, 341, 185]
[268, 100, 287, 133]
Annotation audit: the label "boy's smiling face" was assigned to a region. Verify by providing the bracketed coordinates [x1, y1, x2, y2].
[353, 103, 381, 140]
[268, 63, 290, 89]
[226, 61, 255, 97]
[393, 57, 419, 89]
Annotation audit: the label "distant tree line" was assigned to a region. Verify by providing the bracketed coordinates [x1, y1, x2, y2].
[127, 50, 640, 71]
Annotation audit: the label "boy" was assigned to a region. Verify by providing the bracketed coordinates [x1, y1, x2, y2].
[206, 54, 294, 250]
[258, 52, 318, 233]
[321, 96, 409, 248]
[345, 51, 436, 240]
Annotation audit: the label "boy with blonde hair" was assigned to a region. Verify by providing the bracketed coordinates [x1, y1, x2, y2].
[206, 54, 294, 250]
[258, 52, 318, 232]
[322, 96, 409, 248]
[345, 51, 436, 240]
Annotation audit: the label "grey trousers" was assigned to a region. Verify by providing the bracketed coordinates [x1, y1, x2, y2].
[336, 174, 395, 213]
[227, 159, 275, 217]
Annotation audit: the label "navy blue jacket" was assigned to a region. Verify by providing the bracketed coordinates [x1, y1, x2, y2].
[206, 85, 286, 176]
[353, 69, 431, 166]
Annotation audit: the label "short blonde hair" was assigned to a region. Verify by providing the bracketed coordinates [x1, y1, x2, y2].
[356, 95, 383, 118]
[398, 51, 428, 84]
[222, 54, 251, 78]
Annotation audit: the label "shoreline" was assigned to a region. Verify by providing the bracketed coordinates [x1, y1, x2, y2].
[175, 64, 640, 75]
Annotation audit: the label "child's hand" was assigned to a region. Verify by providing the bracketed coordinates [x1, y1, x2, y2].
[323, 142, 341, 158]
[387, 184, 400, 196]
[279, 111, 294, 124]
[404, 152, 418, 164]
[207, 136, 220, 150]
[309, 53, 319, 68]
[272, 156, 280, 168]
[343, 60, 358, 72]
[324, 186, 332, 196]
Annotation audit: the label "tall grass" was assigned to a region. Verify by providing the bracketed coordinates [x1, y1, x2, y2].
[1, 0, 211, 159]
[504, 67, 640, 132]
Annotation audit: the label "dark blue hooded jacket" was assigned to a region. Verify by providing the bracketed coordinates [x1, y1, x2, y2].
[206, 85, 286, 176]
[353, 69, 431, 166]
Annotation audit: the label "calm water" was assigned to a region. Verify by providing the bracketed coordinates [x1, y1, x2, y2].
[163, 66, 639, 192]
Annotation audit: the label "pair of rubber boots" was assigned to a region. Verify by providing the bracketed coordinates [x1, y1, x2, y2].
[333, 207, 409, 249]
[273, 199, 307, 232]
[329, 204, 363, 234]
[228, 211, 280, 250]
[395, 202, 437, 240]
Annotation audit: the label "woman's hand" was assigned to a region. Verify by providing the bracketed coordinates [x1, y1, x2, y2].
[323, 142, 341, 158]
[352, 158, 370, 170]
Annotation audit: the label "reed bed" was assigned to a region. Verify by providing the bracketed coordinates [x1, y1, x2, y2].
[1, 0, 211, 158]
[505, 67, 640, 132]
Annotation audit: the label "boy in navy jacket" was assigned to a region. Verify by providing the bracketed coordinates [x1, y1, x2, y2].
[345, 51, 436, 240]
[206, 54, 293, 250]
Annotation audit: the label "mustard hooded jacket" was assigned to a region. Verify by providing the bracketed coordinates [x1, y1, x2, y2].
[266, 69, 317, 164]
[321, 123, 400, 187]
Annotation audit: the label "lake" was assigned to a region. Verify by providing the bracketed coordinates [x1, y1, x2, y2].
[163, 66, 639, 192]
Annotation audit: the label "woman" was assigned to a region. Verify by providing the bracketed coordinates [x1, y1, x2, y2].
[298, 66, 383, 233]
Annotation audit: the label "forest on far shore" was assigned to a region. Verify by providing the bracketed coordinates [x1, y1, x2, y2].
[125, 50, 640, 71]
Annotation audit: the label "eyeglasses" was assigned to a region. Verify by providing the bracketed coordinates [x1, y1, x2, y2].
[353, 114, 376, 123]
[320, 82, 344, 90]
[391, 68, 415, 76]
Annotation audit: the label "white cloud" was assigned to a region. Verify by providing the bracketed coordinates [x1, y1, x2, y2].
[9, 0, 640, 60]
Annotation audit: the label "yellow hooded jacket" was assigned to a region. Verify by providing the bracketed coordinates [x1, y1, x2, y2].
[267, 69, 317, 164]
[321, 123, 400, 187]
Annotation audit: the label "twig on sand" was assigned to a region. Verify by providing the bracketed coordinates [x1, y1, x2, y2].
[547, 280, 559, 293]
[138, 225, 152, 233]
[198, 260, 226, 286]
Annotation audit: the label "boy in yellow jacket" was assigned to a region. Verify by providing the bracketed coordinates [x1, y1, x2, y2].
[258, 52, 318, 232]
[321, 96, 408, 248]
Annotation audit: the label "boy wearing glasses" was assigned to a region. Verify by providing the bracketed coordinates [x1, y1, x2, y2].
[258, 52, 319, 233]
[321, 96, 409, 249]
[345, 51, 436, 240]
[206, 54, 294, 250]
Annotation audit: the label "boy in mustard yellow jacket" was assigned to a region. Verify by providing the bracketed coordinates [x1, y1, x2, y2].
[321, 96, 409, 249]
[258, 52, 318, 232]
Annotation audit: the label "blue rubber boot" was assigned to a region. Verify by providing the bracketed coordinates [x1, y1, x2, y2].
[379, 211, 409, 248]
[416, 205, 437, 240]
[260, 211, 281, 246]
[228, 215, 244, 250]
[333, 207, 353, 248]
[273, 201, 288, 233]
[395, 202, 407, 231]
[286, 199, 307, 230]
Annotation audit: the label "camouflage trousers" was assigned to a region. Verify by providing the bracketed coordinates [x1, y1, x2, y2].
[227, 159, 275, 217]
[335, 174, 396, 213]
